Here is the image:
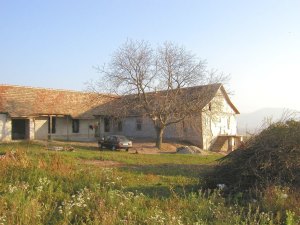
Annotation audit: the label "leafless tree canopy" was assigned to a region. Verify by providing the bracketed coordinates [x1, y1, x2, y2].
[94, 40, 229, 148]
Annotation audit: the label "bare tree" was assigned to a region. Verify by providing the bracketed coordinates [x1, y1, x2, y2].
[95, 40, 228, 149]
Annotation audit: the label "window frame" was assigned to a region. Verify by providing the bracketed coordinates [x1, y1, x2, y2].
[48, 117, 56, 134]
[72, 119, 80, 133]
[136, 118, 142, 131]
[104, 117, 110, 132]
[117, 120, 123, 132]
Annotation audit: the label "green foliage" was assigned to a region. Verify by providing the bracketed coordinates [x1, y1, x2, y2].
[286, 210, 298, 225]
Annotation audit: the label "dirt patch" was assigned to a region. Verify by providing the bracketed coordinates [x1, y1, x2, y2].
[82, 160, 124, 167]
[34, 139, 193, 155]
[128, 140, 182, 154]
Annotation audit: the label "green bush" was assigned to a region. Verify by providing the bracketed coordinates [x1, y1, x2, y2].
[205, 120, 300, 191]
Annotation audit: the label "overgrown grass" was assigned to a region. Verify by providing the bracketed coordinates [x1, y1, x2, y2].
[0, 141, 299, 224]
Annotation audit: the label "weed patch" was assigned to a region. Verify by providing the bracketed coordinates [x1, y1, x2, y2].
[0, 142, 299, 224]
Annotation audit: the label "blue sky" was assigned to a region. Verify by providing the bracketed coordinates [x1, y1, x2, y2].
[1, 0, 299, 113]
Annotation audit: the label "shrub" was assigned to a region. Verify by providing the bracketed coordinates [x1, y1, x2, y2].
[205, 120, 300, 191]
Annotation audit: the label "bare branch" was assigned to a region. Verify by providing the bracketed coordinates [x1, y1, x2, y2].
[93, 40, 231, 148]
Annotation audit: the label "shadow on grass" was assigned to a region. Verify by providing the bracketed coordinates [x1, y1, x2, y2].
[71, 145, 127, 152]
[122, 164, 215, 198]
[124, 184, 200, 199]
[121, 163, 215, 178]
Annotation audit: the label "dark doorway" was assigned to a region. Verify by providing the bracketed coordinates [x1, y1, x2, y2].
[12, 119, 29, 140]
[104, 117, 110, 132]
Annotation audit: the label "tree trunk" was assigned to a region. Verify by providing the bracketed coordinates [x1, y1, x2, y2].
[155, 127, 164, 149]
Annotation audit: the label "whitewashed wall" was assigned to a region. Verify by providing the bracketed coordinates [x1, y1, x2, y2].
[123, 117, 156, 139]
[68, 119, 98, 141]
[34, 118, 48, 140]
[29, 119, 35, 140]
[0, 114, 11, 141]
[164, 116, 203, 146]
[100, 117, 156, 139]
[50, 117, 98, 141]
[99, 115, 203, 146]
[202, 90, 238, 150]
[34, 117, 98, 141]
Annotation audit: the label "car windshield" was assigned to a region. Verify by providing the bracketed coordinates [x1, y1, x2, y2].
[118, 136, 129, 142]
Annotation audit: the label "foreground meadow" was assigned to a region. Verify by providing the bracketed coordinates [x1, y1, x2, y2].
[0, 142, 298, 225]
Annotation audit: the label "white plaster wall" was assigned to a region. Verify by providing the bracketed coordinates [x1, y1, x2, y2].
[99, 115, 203, 146]
[123, 117, 156, 138]
[164, 116, 203, 146]
[201, 90, 238, 150]
[34, 117, 48, 140]
[34, 117, 98, 141]
[100, 117, 157, 139]
[0, 114, 12, 141]
[51, 117, 97, 141]
[210, 115, 237, 137]
[68, 119, 98, 141]
[29, 119, 35, 140]
[183, 116, 203, 146]
[98, 118, 122, 138]
[99, 117, 152, 139]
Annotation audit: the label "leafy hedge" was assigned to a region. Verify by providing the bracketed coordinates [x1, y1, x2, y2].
[205, 120, 300, 191]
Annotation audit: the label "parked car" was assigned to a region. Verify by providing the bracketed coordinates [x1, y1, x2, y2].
[98, 135, 133, 151]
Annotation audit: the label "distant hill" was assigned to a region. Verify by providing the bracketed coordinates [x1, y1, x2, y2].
[237, 108, 299, 135]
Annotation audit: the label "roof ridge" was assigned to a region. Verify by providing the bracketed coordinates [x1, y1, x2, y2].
[0, 83, 114, 97]
[123, 83, 223, 97]
[181, 82, 222, 90]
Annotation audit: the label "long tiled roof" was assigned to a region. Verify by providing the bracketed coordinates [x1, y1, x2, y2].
[0, 83, 239, 119]
[0, 84, 115, 118]
[94, 83, 239, 116]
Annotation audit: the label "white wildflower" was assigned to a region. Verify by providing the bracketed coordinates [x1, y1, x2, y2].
[8, 184, 17, 193]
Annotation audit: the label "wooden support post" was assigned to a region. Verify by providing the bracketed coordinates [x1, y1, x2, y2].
[29, 117, 35, 140]
[228, 137, 234, 152]
[48, 116, 53, 141]
[66, 116, 69, 141]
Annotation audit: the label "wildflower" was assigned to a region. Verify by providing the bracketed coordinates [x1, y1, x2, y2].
[216, 183, 227, 190]
[281, 193, 288, 199]
[0, 215, 6, 225]
[36, 177, 51, 192]
[8, 184, 17, 193]
[58, 187, 92, 217]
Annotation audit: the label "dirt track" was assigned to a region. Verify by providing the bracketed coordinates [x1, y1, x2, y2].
[35, 139, 183, 154]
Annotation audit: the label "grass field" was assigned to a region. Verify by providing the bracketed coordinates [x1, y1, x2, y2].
[0, 142, 298, 224]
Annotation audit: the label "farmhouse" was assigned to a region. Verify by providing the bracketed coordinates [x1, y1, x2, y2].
[0, 84, 242, 151]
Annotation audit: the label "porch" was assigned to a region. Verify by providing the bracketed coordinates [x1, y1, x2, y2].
[209, 135, 244, 152]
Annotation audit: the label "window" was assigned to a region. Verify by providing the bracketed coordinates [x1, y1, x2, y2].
[227, 116, 231, 129]
[94, 122, 100, 137]
[205, 117, 209, 125]
[104, 117, 110, 132]
[117, 120, 123, 132]
[182, 120, 187, 132]
[208, 103, 212, 111]
[219, 117, 222, 123]
[136, 118, 142, 131]
[48, 117, 56, 134]
[72, 119, 80, 133]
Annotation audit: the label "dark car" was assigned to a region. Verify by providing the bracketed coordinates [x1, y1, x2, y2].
[98, 135, 132, 151]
